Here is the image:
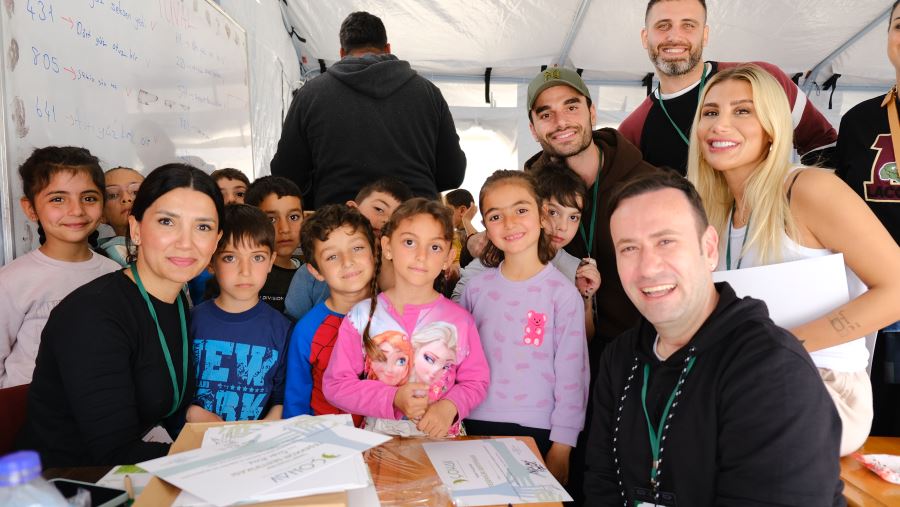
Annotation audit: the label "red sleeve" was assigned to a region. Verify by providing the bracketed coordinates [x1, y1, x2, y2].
[619, 95, 654, 149]
[747, 61, 837, 156]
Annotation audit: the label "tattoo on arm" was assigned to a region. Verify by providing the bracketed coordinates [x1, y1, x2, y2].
[828, 310, 860, 338]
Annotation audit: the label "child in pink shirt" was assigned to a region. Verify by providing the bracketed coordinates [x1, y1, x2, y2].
[324, 198, 489, 437]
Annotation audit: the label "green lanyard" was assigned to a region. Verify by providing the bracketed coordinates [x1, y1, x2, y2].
[640, 356, 696, 487]
[725, 203, 752, 270]
[577, 151, 604, 257]
[656, 65, 708, 146]
[130, 263, 188, 418]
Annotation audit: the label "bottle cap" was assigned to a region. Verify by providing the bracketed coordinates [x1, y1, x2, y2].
[0, 451, 42, 487]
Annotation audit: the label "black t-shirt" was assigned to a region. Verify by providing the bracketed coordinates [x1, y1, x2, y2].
[639, 73, 708, 174]
[18, 270, 193, 467]
[260, 263, 298, 314]
[836, 93, 900, 244]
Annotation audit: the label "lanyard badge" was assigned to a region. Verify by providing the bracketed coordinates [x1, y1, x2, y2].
[656, 65, 709, 146]
[130, 263, 188, 418]
[578, 151, 604, 260]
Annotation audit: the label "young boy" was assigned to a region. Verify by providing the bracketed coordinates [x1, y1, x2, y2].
[211, 168, 250, 205]
[97, 166, 144, 266]
[444, 188, 478, 263]
[442, 188, 477, 294]
[283, 204, 376, 421]
[246, 176, 304, 313]
[188, 205, 291, 422]
[187, 169, 253, 303]
[283, 178, 412, 321]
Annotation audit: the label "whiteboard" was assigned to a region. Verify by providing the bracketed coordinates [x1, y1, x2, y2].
[0, 0, 253, 263]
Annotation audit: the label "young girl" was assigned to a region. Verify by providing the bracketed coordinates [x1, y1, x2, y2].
[0, 146, 120, 388]
[460, 170, 589, 486]
[324, 198, 489, 438]
[97, 166, 144, 266]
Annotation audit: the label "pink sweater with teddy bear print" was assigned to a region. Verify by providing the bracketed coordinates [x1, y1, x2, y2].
[460, 263, 589, 447]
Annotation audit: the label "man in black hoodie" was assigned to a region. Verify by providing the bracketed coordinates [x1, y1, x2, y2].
[271, 11, 466, 209]
[584, 171, 844, 506]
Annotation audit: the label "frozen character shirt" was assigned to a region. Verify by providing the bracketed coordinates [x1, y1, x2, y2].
[365, 330, 413, 386]
[324, 293, 489, 437]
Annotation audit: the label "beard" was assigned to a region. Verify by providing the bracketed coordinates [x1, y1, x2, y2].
[650, 44, 703, 77]
[538, 124, 594, 160]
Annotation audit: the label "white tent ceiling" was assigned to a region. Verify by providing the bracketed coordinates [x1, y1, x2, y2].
[271, 0, 899, 210]
[280, 0, 898, 92]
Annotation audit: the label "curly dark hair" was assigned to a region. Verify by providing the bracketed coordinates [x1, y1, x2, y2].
[300, 203, 375, 271]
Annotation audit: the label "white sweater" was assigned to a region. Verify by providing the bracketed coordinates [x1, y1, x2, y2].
[0, 249, 119, 387]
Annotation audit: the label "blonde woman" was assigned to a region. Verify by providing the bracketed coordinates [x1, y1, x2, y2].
[686, 64, 900, 456]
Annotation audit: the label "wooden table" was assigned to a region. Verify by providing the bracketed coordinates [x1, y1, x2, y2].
[841, 437, 900, 507]
[47, 434, 561, 506]
[366, 436, 562, 507]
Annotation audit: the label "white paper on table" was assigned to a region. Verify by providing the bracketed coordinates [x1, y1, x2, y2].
[423, 438, 572, 506]
[171, 453, 372, 506]
[712, 253, 851, 329]
[139, 415, 390, 507]
[201, 414, 355, 450]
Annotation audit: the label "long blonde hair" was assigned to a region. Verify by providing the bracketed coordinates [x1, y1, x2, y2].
[686, 64, 799, 265]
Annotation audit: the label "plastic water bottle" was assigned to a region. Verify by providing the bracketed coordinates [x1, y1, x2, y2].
[0, 450, 68, 506]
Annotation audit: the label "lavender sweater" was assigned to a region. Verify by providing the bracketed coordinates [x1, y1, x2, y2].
[460, 263, 589, 447]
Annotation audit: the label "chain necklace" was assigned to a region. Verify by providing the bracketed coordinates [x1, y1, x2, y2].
[612, 344, 697, 505]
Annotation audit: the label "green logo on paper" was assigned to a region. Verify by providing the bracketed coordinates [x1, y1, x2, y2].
[443, 460, 468, 485]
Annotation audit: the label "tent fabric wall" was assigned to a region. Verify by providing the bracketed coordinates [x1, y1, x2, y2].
[274, 1, 897, 196]
[217, 0, 302, 178]
[281, 1, 896, 91]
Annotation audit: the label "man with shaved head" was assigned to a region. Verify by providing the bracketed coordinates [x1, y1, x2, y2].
[620, 0, 837, 174]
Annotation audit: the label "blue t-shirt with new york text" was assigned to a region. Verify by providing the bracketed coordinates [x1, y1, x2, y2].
[190, 300, 291, 420]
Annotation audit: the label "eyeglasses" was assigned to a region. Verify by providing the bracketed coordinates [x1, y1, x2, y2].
[106, 182, 141, 201]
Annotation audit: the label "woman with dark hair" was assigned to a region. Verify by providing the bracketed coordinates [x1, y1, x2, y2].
[18, 164, 224, 467]
[834, 0, 900, 437]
